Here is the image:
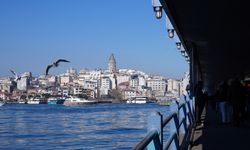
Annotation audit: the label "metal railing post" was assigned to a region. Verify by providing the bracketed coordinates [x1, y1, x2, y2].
[179, 105, 186, 135]
[134, 98, 195, 150]
[169, 102, 179, 150]
[147, 111, 163, 150]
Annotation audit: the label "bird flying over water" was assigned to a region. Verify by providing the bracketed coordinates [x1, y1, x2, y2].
[10, 69, 21, 81]
[46, 59, 70, 76]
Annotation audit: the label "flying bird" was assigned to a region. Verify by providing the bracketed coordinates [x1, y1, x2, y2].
[10, 69, 21, 81]
[46, 59, 70, 76]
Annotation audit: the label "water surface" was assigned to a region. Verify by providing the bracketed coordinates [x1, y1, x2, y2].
[0, 103, 170, 149]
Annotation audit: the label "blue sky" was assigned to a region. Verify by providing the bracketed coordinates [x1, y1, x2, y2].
[0, 0, 188, 79]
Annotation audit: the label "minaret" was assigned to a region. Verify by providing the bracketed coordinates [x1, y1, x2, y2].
[108, 53, 117, 74]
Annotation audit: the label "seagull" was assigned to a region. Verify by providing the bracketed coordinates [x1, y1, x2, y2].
[46, 59, 70, 76]
[10, 69, 21, 81]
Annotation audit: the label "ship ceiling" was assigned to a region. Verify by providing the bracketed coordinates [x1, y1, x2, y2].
[161, 0, 249, 92]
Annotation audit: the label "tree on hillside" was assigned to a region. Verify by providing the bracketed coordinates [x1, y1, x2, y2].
[20, 95, 27, 100]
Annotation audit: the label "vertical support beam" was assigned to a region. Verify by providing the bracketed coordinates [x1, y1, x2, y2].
[147, 112, 163, 150]
[189, 45, 194, 99]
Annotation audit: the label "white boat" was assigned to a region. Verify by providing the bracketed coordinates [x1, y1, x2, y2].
[126, 97, 150, 104]
[18, 100, 26, 104]
[27, 98, 47, 104]
[0, 101, 5, 106]
[64, 97, 97, 106]
[27, 98, 40, 104]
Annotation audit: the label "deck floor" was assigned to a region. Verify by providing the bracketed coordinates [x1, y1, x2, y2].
[189, 104, 250, 150]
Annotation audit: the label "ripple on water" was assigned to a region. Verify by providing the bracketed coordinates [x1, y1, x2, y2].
[0, 103, 170, 150]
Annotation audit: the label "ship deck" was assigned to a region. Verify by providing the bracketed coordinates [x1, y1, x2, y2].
[189, 104, 250, 150]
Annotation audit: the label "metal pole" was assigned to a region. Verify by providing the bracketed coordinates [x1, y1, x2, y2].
[147, 111, 163, 150]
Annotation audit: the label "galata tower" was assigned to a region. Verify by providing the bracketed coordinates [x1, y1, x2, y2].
[108, 53, 117, 73]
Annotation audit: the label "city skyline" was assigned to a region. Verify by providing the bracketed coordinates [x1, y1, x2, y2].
[0, 0, 188, 78]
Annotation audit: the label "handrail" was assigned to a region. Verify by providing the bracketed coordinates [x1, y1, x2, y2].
[133, 129, 159, 150]
[164, 132, 178, 150]
[178, 103, 185, 110]
[133, 97, 195, 150]
[162, 112, 177, 127]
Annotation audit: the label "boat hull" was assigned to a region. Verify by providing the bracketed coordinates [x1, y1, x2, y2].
[63, 97, 97, 106]
[27, 101, 40, 104]
[48, 99, 65, 104]
[126, 100, 147, 104]
[63, 101, 97, 106]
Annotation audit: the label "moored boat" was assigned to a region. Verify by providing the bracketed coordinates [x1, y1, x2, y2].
[27, 98, 40, 104]
[18, 100, 26, 104]
[64, 97, 97, 106]
[27, 98, 47, 104]
[126, 97, 152, 104]
[48, 98, 65, 104]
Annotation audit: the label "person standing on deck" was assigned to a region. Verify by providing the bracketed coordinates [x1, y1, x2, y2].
[228, 78, 245, 126]
[218, 81, 230, 124]
[194, 81, 204, 125]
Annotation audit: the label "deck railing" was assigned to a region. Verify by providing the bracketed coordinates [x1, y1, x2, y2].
[133, 96, 195, 150]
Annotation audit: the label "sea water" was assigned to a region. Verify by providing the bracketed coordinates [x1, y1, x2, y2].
[0, 103, 170, 150]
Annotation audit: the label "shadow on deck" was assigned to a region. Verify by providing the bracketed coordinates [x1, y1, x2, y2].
[189, 105, 250, 150]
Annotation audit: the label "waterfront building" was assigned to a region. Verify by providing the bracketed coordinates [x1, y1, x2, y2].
[123, 89, 136, 100]
[89, 70, 102, 80]
[73, 86, 83, 95]
[117, 82, 129, 90]
[167, 79, 181, 97]
[130, 75, 139, 89]
[116, 74, 130, 85]
[146, 78, 167, 97]
[108, 53, 117, 74]
[82, 89, 96, 99]
[83, 80, 98, 90]
[47, 75, 58, 86]
[66, 67, 77, 76]
[17, 77, 28, 91]
[0, 91, 11, 100]
[22, 72, 32, 86]
[73, 86, 96, 99]
[60, 75, 73, 86]
[38, 75, 48, 86]
[0, 78, 13, 93]
[109, 74, 117, 90]
[78, 70, 102, 80]
[138, 76, 146, 87]
[100, 76, 111, 96]
[101, 76, 111, 89]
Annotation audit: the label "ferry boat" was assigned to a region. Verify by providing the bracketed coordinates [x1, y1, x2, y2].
[47, 98, 65, 104]
[27, 98, 47, 104]
[126, 97, 151, 104]
[27, 98, 40, 104]
[64, 97, 97, 106]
